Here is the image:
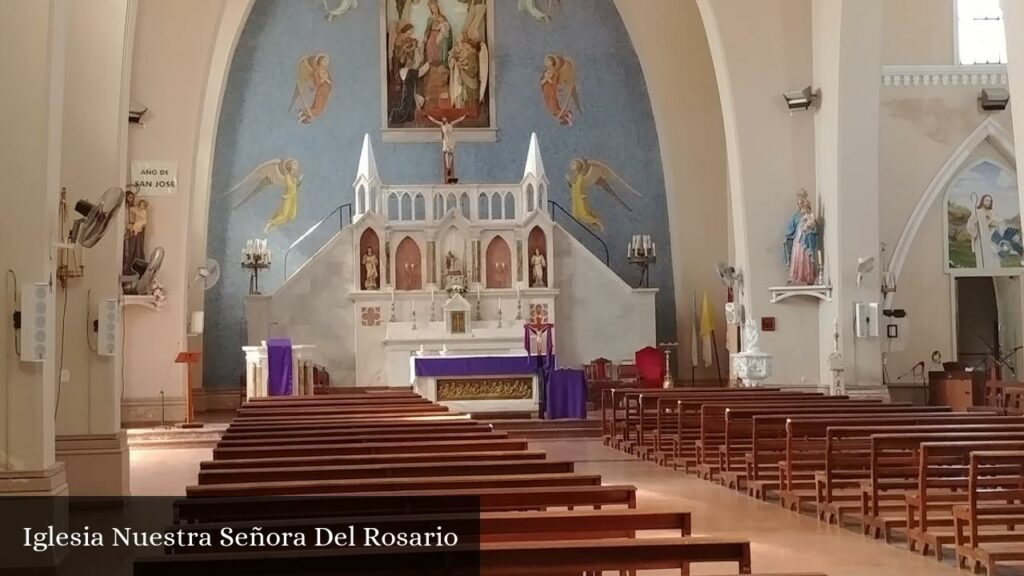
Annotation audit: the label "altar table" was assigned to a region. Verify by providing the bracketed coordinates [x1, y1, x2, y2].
[411, 355, 541, 413]
[546, 369, 587, 420]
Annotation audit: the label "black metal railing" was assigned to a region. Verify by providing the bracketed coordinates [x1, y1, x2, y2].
[547, 200, 610, 266]
[283, 203, 353, 279]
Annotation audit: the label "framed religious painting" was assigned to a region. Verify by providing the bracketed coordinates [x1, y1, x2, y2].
[944, 158, 1024, 275]
[380, 0, 496, 142]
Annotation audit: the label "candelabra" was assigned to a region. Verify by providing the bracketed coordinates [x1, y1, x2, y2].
[659, 341, 679, 388]
[627, 233, 657, 288]
[474, 288, 482, 321]
[242, 238, 271, 295]
[411, 304, 417, 330]
[497, 299, 504, 328]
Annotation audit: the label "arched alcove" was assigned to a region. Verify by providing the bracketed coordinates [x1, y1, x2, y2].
[485, 236, 512, 289]
[525, 183, 535, 212]
[358, 228, 380, 290]
[528, 226, 548, 287]
[395, 237, 422, 291]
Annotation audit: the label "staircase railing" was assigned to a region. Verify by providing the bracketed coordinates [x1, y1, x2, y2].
[283, 203, 353, 279]
[547, 200, 610, 266]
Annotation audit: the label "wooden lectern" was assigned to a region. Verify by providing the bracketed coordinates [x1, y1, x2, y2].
[174, 351, 203, 428]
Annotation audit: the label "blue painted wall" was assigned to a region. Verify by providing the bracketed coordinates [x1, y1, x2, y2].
[206, 0, 675, 388]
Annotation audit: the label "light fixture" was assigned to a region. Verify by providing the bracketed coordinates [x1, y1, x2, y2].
[979, 88, 1009, 112]
[856, 256, 875, 288]
[129, 100, 148, 125]
[783, 86, 821, 112]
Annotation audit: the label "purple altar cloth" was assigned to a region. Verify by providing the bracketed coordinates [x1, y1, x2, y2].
[267, 338, 293, 396]
[546, 369, 587, 420]
[412, 355, 540, 378]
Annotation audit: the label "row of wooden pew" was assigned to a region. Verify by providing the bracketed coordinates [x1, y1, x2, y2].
[134, 388, 825, 575]
[601, 385, 1024, 575]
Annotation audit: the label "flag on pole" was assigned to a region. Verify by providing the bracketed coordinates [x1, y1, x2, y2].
[690, 292, 699, 367]
[700, 291, 715, 367]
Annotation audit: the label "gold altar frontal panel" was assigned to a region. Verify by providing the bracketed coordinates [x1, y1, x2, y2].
[437, 378, 534, 401]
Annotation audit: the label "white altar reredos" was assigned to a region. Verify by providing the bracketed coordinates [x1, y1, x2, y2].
[246, 134, 658, 389]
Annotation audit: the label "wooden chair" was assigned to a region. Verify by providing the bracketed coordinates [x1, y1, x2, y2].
[952, 450, 1024, 575]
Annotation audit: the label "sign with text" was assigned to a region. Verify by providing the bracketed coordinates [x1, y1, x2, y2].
[131, 160, 178, 197]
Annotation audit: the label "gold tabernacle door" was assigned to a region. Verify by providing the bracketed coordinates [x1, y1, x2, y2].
[436, 377, 534, 401]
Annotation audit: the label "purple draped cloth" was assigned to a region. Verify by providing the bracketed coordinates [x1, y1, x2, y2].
[266, 338, 293, 396]
[547, 369, 587, 420]
[413, 355, 539, 378]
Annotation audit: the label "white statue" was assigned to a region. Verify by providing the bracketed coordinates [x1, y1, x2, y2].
[428, 114, 467, 183]
[362, 246, 379, 290]
[743, 317, 760, 352]
[530, 248, 547, 287]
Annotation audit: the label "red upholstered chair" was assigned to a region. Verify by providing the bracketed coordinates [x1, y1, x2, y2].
[635, 346, 664, 388]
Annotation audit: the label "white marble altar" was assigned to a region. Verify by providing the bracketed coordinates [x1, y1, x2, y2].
[242, 342, 317, 399]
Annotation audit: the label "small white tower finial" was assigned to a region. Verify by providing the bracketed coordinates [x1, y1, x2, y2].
[523, 132, 546, 180]
[353, 134, 382, 216]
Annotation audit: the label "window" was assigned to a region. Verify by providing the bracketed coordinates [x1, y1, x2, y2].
[956, 0, 1007, 65]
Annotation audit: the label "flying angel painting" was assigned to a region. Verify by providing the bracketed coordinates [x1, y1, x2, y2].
[540, 55, 580, 126]
[566, 158, 641, 232]
[227, 158, 303, 233]
[518, 0, 560, 22]
[321, 0, 358, 22]
[290, 53, 333, 125]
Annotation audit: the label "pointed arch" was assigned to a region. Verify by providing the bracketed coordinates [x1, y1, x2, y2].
[485, 236, 512, 289]
[528, 226, 548, 287]
[395, 237, 422, 290]
[477, 193, 489, 220]
[358, 228, 380, 290]
[889, 118, 1015, 289]
[504, 192, 516, 220]
[413, 193, 426, 220]
[525, 183, 535, 212]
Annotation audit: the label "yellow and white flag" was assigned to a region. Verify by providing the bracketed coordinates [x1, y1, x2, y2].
[700, 291, 715, 367]
[690, 292, 699, 367]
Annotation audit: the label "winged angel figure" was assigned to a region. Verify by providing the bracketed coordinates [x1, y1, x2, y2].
[519, 0, 560, 22]
[566, 159, 641, 232]
[289, 53, 333, 125]
[227, 159, 303, 233]
[541, 55, 580, 126]
[321, 0, 357, 22]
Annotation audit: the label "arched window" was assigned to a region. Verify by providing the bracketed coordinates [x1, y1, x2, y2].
[504, 192, 516, 220]
[477, 193, 490, 220]
[433, 194, 444, 219]
[387, 193, 400, 221]
[446, 193, 457, 214]
[400, 193, 413, 221]
[460, 192, 471, 219]
[491, 193, 502, 220]
[526, 183, 535, 212]
[413, 193, 426, 221]
[956, 0, 1006, 65]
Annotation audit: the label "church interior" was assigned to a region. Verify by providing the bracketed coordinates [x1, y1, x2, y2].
[4, 0, 1024, 574]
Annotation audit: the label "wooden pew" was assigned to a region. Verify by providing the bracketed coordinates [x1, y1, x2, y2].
[187, 473, 605, 498]
[199, 450, 549, 471]
[861, 431, 1024, 542]
[906, 439, 1024, 559]
[212, 438, 531, 460]
[231, 404, 451, 419]
[696, 400, 904, 482]
[220, 422, 492, 441]
[780, 416, 1024, 514]
[174, 485, 640, 523]
[224, 413, 471, 432]
[743, 409, 950, 499]
[813, 420, 1024, 523]
[134, 536, 753, 576]
[197, 459, 577, 485]
[215, 430, 509, 448]
[163, 509, 693, 553]
[712, 406, 948, 490]
[953, 451, 1024, 575]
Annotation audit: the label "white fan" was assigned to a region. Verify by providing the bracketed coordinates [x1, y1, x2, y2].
[715, 262, 742, 288]
[192, 259, 222, 290]
[70, 187, 124, 248]
[123, 247, 165, 295]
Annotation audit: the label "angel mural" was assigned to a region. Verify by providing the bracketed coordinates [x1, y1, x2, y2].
[540, 55, 580, 126]
[290, 53, 333, 125]
[226, 158, 303, 233]
[519, 0, 560, 22]
[566, 159, 641, 232]
[384, 0, 492, 129]
[320, 0, 358, 21]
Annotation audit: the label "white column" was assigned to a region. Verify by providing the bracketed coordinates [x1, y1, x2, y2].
[813, 0, 884, 390]
[0, 0, 68, 496]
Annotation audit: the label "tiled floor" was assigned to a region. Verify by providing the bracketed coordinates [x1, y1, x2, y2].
[129, 439, 1015, 575]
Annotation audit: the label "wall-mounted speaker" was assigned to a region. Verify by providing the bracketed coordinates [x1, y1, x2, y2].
[724, 302, 743, 325]
[97, 298, 119, 357]
[20, 283, 50, 362]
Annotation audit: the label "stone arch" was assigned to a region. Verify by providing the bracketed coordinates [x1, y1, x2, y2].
[528, 226, 548, 287]
[358, 228, 380, 290]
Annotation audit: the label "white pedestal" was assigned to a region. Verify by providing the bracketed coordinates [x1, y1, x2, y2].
[242, 343, 318, 399]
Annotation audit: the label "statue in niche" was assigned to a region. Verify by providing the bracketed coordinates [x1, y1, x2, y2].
[783, 189, 818, 286]
[428, 114, 466, 183]
[122, 190, 148, 276]
[362, 246, 379, 290]
[444, 250, 458, 273]
[530, 248, 547, 287]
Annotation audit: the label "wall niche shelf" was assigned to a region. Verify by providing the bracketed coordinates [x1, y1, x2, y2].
[769, 285, 832, 304]
[122, 295, 162, 311]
